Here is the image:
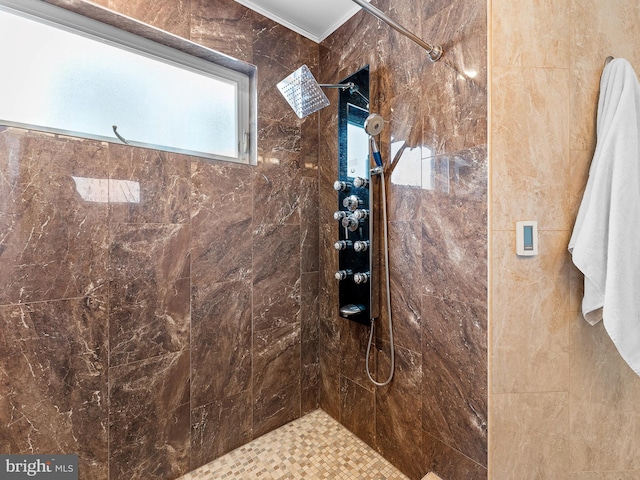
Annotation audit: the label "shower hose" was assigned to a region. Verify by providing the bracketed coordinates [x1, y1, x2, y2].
[365, 169, 395, 386]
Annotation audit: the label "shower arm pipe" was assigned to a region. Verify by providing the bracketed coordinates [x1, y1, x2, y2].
[349, 0, 443, 62]
[318, 82, 355, 90]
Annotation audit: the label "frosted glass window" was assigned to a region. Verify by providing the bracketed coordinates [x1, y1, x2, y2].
[0, 0, 254, 164]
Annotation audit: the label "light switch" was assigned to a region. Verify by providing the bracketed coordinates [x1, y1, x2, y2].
[516, 221, 538, 256]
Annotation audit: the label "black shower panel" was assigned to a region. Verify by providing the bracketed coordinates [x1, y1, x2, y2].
[334, 67, 372, 325]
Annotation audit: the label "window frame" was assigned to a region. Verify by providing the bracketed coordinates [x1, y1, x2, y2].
[0, 0, 257, 165]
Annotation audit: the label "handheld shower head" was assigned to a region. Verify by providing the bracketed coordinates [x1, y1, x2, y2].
[365, 113, 385, 168]
[364, 113, 384, 136]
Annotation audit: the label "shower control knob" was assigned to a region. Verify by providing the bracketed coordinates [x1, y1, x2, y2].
[341, 214, 360, 232]
[335, 269, 353, 281]
[353, 209, 369, 220]
[343, 195, 361, 211]
[354, 240, 369, 252]
[333, 181, 351, 192]
[354, 272, 370, 284]
[353, 177, 369, 188]
[334, 240, 353, 251]
[333, 210, 347, 221]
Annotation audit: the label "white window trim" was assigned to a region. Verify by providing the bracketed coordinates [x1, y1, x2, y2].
[0, 0, 257, 165]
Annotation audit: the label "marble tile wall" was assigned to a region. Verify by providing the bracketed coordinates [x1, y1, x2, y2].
[319, 1, 487, 479]
[0, 1, 319, 479]
[490, 0, 640, 477]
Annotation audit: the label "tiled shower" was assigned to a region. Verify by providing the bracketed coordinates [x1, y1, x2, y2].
[3, 0, 640, 479]
[0, 0, 486, 479]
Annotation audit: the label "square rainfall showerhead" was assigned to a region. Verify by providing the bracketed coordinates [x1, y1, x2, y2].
[277, 65, 330, 119]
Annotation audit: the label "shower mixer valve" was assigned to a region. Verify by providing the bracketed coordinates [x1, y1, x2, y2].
[353, 272, 370, 284]
[353, 240, 369, 252]
[334, 240, 353, 251]
[341, 214, 360, 232]
[353, 209, 369, 220]
[333, 181, 351, 192]
[353, 177, 369, 188]
[343, 195, 361, 211]
[335, 269, 353, 281]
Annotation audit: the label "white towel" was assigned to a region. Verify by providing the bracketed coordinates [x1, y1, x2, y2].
[569, 58, 640, 376]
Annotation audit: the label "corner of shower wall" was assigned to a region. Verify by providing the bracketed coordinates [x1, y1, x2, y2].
[319, 0, 489, 479]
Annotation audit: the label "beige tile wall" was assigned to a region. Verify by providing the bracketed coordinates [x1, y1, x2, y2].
[490, 0, 640, 477]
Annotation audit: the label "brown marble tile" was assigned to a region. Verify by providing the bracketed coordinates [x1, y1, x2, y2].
[339, 376, 376, 447]
[378, 5, 426, 101]
[421, 195, 487, 306]
[376, 343, 423, 480]
[108, 223, 190, 366]
[252, 323, 302, 438]
[422, 0, 457, 19]
[387, 91, 424, 222]
[301, 176, 319, 272]
[301, 343, 320, 415]
[318, 9, 378, 92]
[0, 298, 108, 479]
[301, 272, 320, 345]
[423, 0, 487, 154]
[385, 221, 422, 353]
[107, 0, 190, 38]
[423, 431, 487, 480]
[300, 113, 319, 178]
[190, 280, 252, 409]
[0, 129, 109, 304]
[422, 295, 487, 467]
[108, 145, 190, 225]
[109, 351, 190, 480]
[318, 5, 488, 475]
[301, 272, 320, 414]
[190, 0, 255, 64]
[318, 315, 341, 420]
[340, 319, 375, 392]
[253, 119, 302, 226]
[190, 392, 252, 470]
[190, 160, 252, 284]
[252, 223, 301, 331]
[253, 16, 318, 123]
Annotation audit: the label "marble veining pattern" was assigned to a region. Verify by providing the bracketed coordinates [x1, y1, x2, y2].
[1, 0, 492, 478]
[0, 0, 320, 477]
[490, 0, 640, 477]
[318, 0, 488, 478]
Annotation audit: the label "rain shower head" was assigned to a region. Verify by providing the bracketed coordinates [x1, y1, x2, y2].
[277, 65, 330, 119]
[277, 65, 362, 118]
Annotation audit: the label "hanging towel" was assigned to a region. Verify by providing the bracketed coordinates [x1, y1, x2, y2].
[569, 58, 640, 376]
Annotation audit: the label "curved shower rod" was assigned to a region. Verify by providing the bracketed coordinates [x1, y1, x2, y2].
[350, 0, 443, 62]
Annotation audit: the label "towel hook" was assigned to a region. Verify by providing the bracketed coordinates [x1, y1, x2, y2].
[605, 56, 615, 66]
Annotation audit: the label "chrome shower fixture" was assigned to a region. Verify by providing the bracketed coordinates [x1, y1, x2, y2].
[364, 113, 384, 168]
[349, 0, 443, 62]
[364, 113, 384, 136]
[277, 65, 359, 119]
[277, 65, 329, 119]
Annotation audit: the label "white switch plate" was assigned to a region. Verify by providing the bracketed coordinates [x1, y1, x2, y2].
[516, 221, 538, 256]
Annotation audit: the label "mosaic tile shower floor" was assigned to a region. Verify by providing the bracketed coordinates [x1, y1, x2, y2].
[178, 409, 410, 480]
